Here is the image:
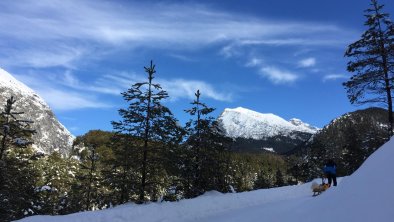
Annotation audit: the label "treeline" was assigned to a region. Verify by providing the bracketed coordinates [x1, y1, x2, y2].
[0, 62, 294, 221]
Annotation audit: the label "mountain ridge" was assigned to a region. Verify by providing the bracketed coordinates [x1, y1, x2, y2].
[0, 68, 74, 155]
[217, 107, 319, 154]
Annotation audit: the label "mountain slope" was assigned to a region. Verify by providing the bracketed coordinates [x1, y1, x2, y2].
[0, 68, 74, 155]
[294, 107, 389, 178]
[18, 137, 394, 222]
[217, 107, 319, 154]
[218, 107, 318, 139]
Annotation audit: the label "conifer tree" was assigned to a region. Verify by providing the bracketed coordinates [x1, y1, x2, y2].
[183, 90, 231, 197]
[0, 96, 37, 221]
[274, 169, 285, 187]
[0, 96, 35, 160]
[112, 61, 183, 203]
[33, 152, 79, 215]
[104, 133, 139, 204]
[71, 131, 110, 211]
[343, 0, 394, 137]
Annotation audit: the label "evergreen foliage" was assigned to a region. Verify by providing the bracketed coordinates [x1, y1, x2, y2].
[70, 130, 112, 211]
[302, 108, 388, 180]
[343, 0, 394, 137]
[0, 96, 37, 221]
[112, 61, 183, 203]
[0, 96, 35, 160]
[33, 152, 79, 215]
[182, 90, 232, 198]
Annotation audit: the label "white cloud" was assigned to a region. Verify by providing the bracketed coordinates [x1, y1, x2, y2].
[323, 74, 348, 82]
[0, 0, 357, 69]
[259, 66, 299, 84]
[245, 58, 263, 67]
[160, 79, 233, 102]
[298, 58, 316, 68]
[14, 72, 113, 111]
[37, 88, 112, 111]
[15, 69, 232, 110]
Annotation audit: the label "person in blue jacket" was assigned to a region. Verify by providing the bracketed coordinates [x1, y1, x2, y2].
[323, 159, 337, 186]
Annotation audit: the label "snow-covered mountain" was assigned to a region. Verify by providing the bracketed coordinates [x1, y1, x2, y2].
[0, 68, 74, 155]
[18, 138, 394, 222]
[218, 107, 319, 139]
[217, 107, 319, 154]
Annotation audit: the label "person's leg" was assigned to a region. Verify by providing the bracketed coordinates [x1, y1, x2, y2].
[327, 174, 332, 186]
[333, 175, 337, 186]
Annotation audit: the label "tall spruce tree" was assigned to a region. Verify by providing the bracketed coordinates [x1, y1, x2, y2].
[112, 61, 183, 203]
[183, 90, 231, 197]
[343, 0, 394, 137]
[0, 96, 37, 221]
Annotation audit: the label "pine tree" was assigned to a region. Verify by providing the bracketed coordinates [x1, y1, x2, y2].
[33, 152, 79, 215]
[274, 169, 285, 187]
[112, 61, 183, 203]
[183, 90, 231, 197]
[0, 148, 38, 221]
[0, 96, 35, 160]
[0, 96, 37, 221]
[343, 0, 394, 137]
[71, 131, 110, 211]
[103, 134, 139, 204]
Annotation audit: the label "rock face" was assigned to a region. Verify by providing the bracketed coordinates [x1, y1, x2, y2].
[0, 68, 74, 155]
[217, 107, 319, 154]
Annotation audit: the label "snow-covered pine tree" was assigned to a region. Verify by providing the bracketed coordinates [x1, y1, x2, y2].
[33, 151, 79, 215]
[112, 61, 183, 203]
[343, 0, 394, 137]
[183, 90, 231, 198]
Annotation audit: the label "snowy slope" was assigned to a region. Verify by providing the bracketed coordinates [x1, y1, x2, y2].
[0, 68, 74, 155]
[18, 138, 394, 222]
[218, 107, 319, 140]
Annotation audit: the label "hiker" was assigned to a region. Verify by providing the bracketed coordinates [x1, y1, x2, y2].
[323, 159, 337, 186]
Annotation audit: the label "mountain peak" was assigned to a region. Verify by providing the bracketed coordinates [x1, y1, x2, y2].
[218, 107, 319, 140]
[0, 68, 74, 155]
[0, 68, 36, 96]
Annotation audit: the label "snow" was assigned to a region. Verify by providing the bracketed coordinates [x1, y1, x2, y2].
[218, 107, 319, 139]
[262, 147, 275, 152]
[17, 138, 394, 222]
[0, 68, 47, 108]
[0, 68, 75, 155]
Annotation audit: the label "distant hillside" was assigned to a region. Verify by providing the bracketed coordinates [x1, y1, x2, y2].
[0, 68, 74, 155]
[217, 107, 319, 154]
[292, 107, 389, 179]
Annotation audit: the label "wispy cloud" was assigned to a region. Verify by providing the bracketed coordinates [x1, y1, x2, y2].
[298, 57, 316, 68]
[160, 79, 233, 102]
[37, 88, 112, 111]
[259, 66, 298, 84]
[323, 74, 348, 82]
[59, 72, 232, 101]
[245, 58, 263, 67]
[0, 0, 357, 69]
[13, 72, 113, 111]
[15, 69, 233, 110]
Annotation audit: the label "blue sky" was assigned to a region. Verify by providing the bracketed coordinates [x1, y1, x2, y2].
[1, 0, 393, 136]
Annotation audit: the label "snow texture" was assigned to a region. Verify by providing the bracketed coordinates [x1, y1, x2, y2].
[218, 107, 319, 139]
[17, 138, 394, 222]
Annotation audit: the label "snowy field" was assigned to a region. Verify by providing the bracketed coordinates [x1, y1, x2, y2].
[18, 139, 394, 222]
